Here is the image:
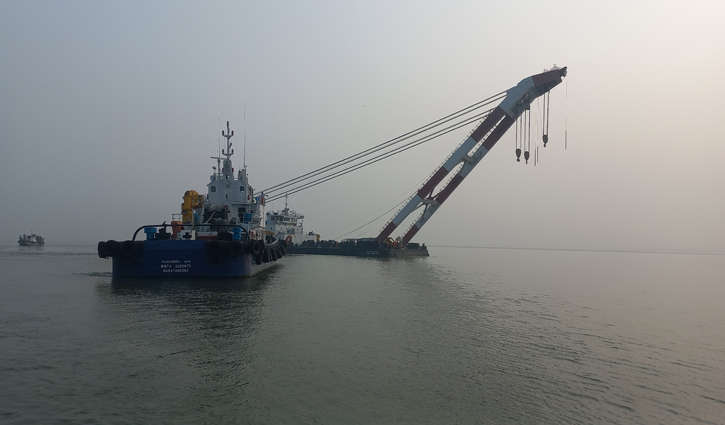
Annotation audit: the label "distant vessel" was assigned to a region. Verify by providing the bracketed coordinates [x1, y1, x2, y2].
[262, 197, 428, 257]
[18, 233, 44, 246]
[97, 121, 285, 278]
[266, 195, 318, 246]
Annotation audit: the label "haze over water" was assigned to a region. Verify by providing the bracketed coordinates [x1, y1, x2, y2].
[3, 2, 725, 254]
[2, 244, 723, 424]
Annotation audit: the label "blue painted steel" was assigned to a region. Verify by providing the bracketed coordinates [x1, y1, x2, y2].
[144, 227, 157, 240]
[112, 240, 275, 278]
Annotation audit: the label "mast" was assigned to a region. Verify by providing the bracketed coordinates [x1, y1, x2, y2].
[220, 121, 234, 208]
[243, 100, 247, 171]
[221, 120, 234, 167]
[376, 66, 567, 245]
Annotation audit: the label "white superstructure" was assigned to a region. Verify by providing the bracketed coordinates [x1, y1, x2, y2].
[177, 121, 268, 242]
[266, 196, 317, 245]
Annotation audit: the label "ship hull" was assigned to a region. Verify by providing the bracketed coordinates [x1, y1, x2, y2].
[18, 241, 44, 246]
[110, 240, 278, 278]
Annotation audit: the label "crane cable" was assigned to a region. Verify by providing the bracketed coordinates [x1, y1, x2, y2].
[526, 107, 531, 163]
[543, 91, 550, 147]
[262, 91, 506, 196]
[265, 110, 492, 202]
[264, 95, 504, 197]
[265, 107, 496, 202]
[565, 77, 568, 149]
[336, 202, 403, 240]
[326, 197, 407, 240]
[326, 170, 435, 240]
[515, 108, 519, 161]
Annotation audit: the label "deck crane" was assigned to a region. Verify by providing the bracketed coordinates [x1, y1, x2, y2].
[376, 66, 567, 246]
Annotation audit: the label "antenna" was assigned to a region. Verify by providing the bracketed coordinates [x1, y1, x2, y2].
[217, 103, 221, 161]
[243, 99, 247, 169]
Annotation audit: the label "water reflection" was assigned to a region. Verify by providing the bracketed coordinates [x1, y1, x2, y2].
[96, 271, 278, 324]
[93, 271, 281, 368]
[7, 248, 725, 424]
[88, 271, 284, 417]
[109, 276, 266, 294]
[106, 265, 280, 294]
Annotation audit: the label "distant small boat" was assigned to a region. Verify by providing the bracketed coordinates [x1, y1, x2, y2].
[18, 233, 44, 246]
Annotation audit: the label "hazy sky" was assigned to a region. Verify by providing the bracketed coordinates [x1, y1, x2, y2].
[2, 1, 724, 252]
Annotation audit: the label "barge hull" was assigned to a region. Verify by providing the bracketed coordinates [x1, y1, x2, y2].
[110, 240, 277, 278]
[286, 246, 429, 258]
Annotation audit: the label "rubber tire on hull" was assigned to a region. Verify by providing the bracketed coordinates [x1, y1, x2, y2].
[105, 240, 118, 257]
[97, 241, 107, 258]
[248, 240, 262, 256]
[121, 240, 136, 257]
[228, 241, 244, 257]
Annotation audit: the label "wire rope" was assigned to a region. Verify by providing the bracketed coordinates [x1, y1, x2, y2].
[325, 170, 433, 239]
[265, 108, 493, 202]
[262, 92, 506, 195]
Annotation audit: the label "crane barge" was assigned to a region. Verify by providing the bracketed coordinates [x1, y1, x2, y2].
[289, 66, 567, 258]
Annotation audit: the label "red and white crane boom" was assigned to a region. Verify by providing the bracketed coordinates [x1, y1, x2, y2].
[376, 66, 567, 245]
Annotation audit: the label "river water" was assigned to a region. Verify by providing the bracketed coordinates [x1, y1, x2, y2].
[1, 243, 723, 424]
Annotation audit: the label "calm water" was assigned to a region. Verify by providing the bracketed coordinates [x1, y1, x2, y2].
[1, 243, 724, 424]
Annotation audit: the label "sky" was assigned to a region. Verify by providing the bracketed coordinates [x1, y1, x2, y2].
[1, 0, 724, 253]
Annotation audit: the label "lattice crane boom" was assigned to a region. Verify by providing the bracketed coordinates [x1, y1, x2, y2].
[376, 66, 567, 245]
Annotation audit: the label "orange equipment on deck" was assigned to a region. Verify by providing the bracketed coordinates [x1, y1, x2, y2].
[181, 190, 205, 223]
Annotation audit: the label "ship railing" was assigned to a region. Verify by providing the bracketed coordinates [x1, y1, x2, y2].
[131, 222, 251, 242]
[377, 191, 418, 234]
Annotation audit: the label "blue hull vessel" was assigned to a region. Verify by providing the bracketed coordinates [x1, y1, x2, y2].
[106, 239, 280, 278]
[98, 121, 284, 278]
